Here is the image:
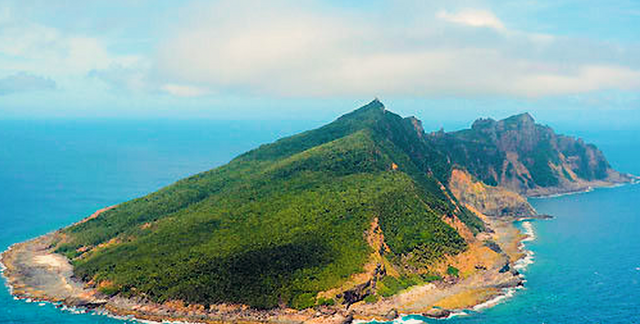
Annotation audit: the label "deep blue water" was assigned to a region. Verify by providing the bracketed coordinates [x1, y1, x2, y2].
[0, 120, 638, 323]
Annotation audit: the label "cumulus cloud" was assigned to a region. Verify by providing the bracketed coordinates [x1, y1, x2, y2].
[154, 0, 640, 98]
[436, 9, 505, 31]
[0, 72, 56, 95]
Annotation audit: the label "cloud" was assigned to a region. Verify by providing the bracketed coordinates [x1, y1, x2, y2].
[161, 84, 210, 97]
[436, 9, 505, 31]
[3, 1, 640, 101]
[0, 4, 144, 89]
[154, 0, 640, 98]
[0, 72, 56, 95]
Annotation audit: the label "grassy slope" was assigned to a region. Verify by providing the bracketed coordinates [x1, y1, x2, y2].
[54, 101, 481, 309]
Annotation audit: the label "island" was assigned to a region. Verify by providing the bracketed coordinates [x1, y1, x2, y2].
[1, 99, 634, 324]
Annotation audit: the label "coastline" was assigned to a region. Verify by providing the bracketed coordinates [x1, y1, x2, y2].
[3, 180, 628, 324]
[0, 218, 530, 324]
[529, 178, 638, 200]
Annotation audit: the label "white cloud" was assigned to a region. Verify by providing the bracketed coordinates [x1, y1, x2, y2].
[2, 0, 640, 100]
[153, 0, 640, 98]
[0, 5, 146, 92]
[436, 9, 505, 31]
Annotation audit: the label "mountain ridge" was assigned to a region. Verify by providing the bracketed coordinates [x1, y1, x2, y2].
[428, 110, 631, 196]
[1, 99, 633, 324]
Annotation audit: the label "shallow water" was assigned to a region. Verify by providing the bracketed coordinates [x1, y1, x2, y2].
[1, 121, 638, 323]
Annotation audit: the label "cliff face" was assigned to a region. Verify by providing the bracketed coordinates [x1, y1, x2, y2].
[449, 168, 536, 218]
[429, 113, 631, 196]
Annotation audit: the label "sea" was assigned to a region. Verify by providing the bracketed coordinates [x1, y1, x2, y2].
[0, 120, 638, 324]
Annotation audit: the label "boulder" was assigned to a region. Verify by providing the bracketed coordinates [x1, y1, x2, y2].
[423, 307, 451, 319]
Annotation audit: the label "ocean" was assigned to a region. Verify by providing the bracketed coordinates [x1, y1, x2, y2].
[1, 120, 638, 323]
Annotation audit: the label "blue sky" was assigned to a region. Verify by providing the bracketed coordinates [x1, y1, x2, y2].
[0, 0, 639, 129]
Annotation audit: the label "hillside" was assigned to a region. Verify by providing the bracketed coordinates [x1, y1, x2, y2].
[4, 100, 633, 323]
[52, 99, 484, 310]
[428, 113, 632, 196]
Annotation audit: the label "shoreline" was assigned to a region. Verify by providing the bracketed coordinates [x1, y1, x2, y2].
[0, 221, 528, 324]
[525, 174, 637, 199]
[3, 181, 628, 324]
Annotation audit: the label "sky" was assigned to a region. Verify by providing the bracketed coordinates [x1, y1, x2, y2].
[0, 0, 639, 129]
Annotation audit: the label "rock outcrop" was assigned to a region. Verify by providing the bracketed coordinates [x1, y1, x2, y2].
[429, 113, 633, 196]
[449, 168, 536, 218]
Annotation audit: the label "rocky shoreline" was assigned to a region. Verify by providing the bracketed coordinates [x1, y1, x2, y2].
[0, 212, 533, 324]
[9, 171, 628, 324]
[5, 175, 633, 324]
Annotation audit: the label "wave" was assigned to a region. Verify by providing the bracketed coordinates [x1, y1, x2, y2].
[513, 221, 535, 272]
[513, 249, 534, 272]
[444, 311, 469, 319]
[472, 287, 519, 311]
[473, 221, 536, 312]
[520, 221, 536, 242]
[393, 318, 424, 324]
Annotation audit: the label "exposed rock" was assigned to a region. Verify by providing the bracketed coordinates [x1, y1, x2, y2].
[430, 113, 633, 197]
[341, 313, 354, 324]
[343, 281, 371, 307]
[494, 276, 524, 289]
[384, 309, 398, 320]
[423, 307, 451, 319]
[449, 169, 537, 218]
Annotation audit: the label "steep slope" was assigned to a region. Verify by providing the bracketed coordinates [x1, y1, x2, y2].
[53, 100, 483, 310]
[428, 113, 632, 196]
[449, 168, 536, 218]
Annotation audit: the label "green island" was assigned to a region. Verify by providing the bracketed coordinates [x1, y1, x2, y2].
[1, 99, 633, 324]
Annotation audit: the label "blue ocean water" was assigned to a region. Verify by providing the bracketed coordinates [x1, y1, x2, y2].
[0, 119, 318, 323]
[1, 121, 638, 323]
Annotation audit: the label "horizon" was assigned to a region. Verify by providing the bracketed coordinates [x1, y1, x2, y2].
[2, 3, 640, 320]
[0, 1, 639, 130]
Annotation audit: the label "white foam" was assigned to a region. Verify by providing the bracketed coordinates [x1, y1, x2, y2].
[513, 221, 536, 272]
[513, 250, 535, 271]
[472, 287, 517, 311]
[445, 311, 469, 319]
[520, 221, 536, 242]
[393, 318, 424, 324]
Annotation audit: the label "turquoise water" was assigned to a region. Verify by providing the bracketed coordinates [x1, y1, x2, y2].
[1, 121, 638, 323]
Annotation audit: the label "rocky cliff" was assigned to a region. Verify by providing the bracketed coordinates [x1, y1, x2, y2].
[428, 113, 632, 196]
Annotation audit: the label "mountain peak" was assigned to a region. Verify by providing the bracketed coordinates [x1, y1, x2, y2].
[503, 112, 535, 125]
[364, 97, 385, 110]
[336, 98, 386, 123]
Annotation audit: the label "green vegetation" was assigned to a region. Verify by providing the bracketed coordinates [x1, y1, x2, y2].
[317, 297, 336, 306]
[446, 265, 460, 277]
[377, 275, 423, 297]
[428, 112, 614, 192]
[363, 294, 379, 303]
[55, 100, 483, 310]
